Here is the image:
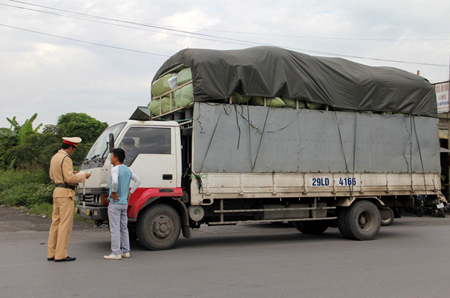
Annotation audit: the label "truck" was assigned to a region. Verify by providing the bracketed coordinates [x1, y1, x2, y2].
[76, 46, 440, 250]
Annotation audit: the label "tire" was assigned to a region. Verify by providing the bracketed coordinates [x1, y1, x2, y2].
[380, 208, 394, 226]
[345, 201, 381, 240]
[271, 222, 285, 225]
[137, 204, 181, 250]
[415, 206, 424, 217]
[337, 207, 352, 239]
[292, 220, 328, 234]
[292, 221, 305, 233]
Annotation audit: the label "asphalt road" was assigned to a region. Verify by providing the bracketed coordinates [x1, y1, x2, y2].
[1, 206, 450, 298]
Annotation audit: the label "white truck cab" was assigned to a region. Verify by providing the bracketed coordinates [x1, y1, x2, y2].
[77, 120, 183, 226]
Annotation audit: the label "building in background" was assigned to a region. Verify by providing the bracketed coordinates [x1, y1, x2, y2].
[436, 80, 450, 199]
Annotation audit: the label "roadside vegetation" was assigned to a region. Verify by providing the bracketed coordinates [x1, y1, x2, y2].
[0, 113, 107, 217]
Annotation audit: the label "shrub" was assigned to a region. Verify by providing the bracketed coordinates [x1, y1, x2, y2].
[0, 169, 54, 207]
[0, 182, 55, 207]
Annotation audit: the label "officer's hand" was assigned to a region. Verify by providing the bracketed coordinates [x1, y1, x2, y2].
[85, 172, 91, 179]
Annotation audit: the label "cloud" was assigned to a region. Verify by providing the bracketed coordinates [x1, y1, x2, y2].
[0, 0, 449, 129]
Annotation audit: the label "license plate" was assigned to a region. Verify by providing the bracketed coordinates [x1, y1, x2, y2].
[437, 203, 444, 209]
[78, 206, 89, 215]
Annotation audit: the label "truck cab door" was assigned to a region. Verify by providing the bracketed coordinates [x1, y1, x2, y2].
[117, 126, 178, 188]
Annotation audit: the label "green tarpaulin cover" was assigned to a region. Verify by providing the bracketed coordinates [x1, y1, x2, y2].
[153, 46, 437, 117]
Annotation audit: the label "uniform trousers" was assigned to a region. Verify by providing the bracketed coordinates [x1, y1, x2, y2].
[47, 196, 74, 260]
[108, 203, 130, 255]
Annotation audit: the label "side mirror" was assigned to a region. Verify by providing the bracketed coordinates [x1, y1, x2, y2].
[109, 133, 115, 153]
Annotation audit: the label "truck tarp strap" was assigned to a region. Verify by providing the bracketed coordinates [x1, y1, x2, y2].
[252, 106, 270, 170]
[351, 112, 358, 196]
[334, 110, 353, 196]
[413, 116, 428, 196]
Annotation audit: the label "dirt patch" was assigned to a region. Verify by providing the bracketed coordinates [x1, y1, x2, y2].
[0, 205, 93, 233]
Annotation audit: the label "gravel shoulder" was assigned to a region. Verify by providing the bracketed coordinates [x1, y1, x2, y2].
[0, 205, 105, 242]
[0, 205, 93, 232]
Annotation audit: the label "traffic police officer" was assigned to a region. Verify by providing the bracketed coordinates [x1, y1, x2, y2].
[47, 137, 91, 262]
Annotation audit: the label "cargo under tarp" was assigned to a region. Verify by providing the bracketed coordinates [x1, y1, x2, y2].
[192, 102, 440, 174]
[153, 46, 437, 117]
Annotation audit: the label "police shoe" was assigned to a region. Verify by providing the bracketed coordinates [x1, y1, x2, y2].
[55, 256, 76, 262]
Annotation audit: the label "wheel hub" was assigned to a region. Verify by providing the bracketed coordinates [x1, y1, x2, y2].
[152, 216, 173, 238]
[358, 212, 372, 230]
[359, 214, 367, 225]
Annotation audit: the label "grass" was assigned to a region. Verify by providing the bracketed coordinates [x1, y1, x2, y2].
[0, 169, 94, 224]
[29, 202, 53, 218]
[0, 169, 54, 207]
[28, 202, 94, 224]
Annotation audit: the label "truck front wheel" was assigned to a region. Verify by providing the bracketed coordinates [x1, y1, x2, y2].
[137, 204, 181, 250]
[345, 200, 381, 240]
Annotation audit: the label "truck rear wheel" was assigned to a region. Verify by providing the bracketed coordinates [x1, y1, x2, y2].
[137, 204, 181, 250]
[345, 201, 381, 240]
[292, 220, 328, 234]
[380, 207, 395, 226]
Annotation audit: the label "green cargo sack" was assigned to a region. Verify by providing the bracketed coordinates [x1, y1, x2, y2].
[231, 93, 251, 104]
[267, 97, 286, 107]
[149, 97, 172, 116]
[298, 100, 306, 109]
[282, 98, 296, 108]
[249, 96, 264, 106]
[149, 99, 160, 116]
[306, 101, 324, 110]
[250, 97, 286, 107]
[282, 98, 306, 109]
[176, 68, 192, 86]
[175, 84, 194, 108]
[152, 74, 173, 97]
[160, 97, 172, 114]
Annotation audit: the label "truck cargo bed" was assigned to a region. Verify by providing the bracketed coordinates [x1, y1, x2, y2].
[190, 102, 440, 205]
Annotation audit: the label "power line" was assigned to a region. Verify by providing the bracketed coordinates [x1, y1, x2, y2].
[195, 29, 450, 42]
[0, 23, 170, 57]
[2, 1, 262, 46]
[0, 2, 261, 48]
[8, 0, 450, 42]
[1, 1, 449, 67]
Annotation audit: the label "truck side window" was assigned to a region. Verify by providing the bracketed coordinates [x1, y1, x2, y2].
[119, 127, 172, 166]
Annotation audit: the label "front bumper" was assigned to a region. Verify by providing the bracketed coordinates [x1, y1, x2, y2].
[75, 204, 108, 221]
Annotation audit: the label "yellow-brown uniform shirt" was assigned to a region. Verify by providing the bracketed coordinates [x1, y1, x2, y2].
[49, 150, 86, 198]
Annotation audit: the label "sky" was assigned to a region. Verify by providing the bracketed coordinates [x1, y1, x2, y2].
[0, 0, 449, 129]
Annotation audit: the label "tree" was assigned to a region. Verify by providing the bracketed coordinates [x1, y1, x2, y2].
[57, 113, 108, 144]
[56, 113, 108, 164]
[0, 112, 107, 169]
[0, 114, 43, 169]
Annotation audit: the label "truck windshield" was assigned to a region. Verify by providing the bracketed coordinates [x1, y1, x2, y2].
[81, 123, 126, 169]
